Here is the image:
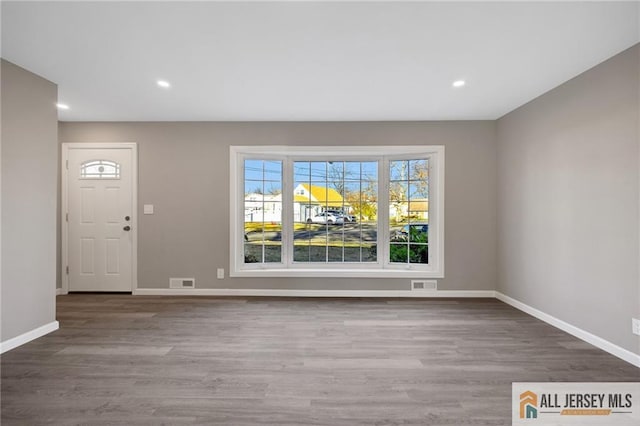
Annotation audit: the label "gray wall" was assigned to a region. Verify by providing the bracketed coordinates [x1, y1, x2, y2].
[59, 121, 498, 291]
[1, 60, 58, 342]
[497, 45, 640, 354]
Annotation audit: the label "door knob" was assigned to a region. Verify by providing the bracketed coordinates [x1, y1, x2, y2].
[123, 225, 131, 231]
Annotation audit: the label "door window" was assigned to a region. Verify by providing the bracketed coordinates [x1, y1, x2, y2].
[80, 160, 120, 179]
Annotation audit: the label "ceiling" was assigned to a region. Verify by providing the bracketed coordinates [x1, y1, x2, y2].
[2, 1, 639, 122]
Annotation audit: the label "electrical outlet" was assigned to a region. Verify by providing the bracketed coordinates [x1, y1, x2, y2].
[217, 268, 225, 279]
[632, 318, 640, 336]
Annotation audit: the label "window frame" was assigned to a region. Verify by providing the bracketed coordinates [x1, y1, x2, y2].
[230, 145, 444, 278]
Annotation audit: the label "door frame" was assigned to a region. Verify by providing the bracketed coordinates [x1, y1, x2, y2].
[61, 142, 138, 294]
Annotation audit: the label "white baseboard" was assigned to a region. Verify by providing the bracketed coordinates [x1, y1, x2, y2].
[495, 292, 640, 368]
[56, 288, 66, 296]
[0, 321, 60, 354]
[133, 288, 496, 298]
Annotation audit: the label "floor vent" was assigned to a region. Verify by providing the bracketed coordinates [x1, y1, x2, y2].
[411, 280, 437, 291]
[170, 278, 196, 289]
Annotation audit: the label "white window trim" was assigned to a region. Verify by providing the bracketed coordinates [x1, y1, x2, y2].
[230, 145, 444, 278]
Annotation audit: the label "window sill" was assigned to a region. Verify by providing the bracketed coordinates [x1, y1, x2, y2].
[230, 268, 444, 279]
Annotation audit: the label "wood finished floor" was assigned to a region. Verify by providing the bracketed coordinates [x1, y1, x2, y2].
[2, 295, 638, 425]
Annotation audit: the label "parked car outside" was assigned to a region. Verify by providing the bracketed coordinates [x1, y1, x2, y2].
[326, 209, 356, 223]
[307, 212, 344, 224]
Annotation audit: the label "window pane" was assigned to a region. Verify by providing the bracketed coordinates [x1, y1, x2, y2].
[389, 243, 408, 263]
[343, 245, 361, 262]
[245, 180, 263, 196]
[244, 159, 265, 181]
[328, 226, 344, 262]
[264, 181, 282, 197]
[310, 162, 327, 182]
[293, 244, 311, 262]
[409, 159, 429, 180]
[293, 160, 378, 263]
[389, 160, 408, 182]
[264, 160, 282, 182]
[344, 162, 361, 182]
[409, 244, 428, 264]
[390, 180, 408, 201]
[244, 159, 282, 264]
[409, 182, 427, 200]
[294, 162, 311, 181]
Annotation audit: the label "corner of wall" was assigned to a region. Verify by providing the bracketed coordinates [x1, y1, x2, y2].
[1, 59, 58, 346]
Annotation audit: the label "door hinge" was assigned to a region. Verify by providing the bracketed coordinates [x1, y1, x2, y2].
[66, 266, 69, 275]
[65, 213, 68, 222]
[65, 160, 68, 170]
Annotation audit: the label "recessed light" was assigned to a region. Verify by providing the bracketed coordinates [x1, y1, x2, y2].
[56, 103, 70, 110]
[157, 80, 171, 88]
[452, 80, 466, 88]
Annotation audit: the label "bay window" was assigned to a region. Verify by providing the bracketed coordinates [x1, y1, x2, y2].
[230, 146, 444, 278]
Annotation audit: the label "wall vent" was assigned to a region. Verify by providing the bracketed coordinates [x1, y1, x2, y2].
[170, 278, 195, 289]
[411, 280, 437, 291]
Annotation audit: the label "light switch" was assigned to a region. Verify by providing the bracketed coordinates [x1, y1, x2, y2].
[143, 204, 154, 215]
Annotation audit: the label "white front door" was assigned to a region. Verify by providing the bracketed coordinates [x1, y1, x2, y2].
[63, 144, 136, 292]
